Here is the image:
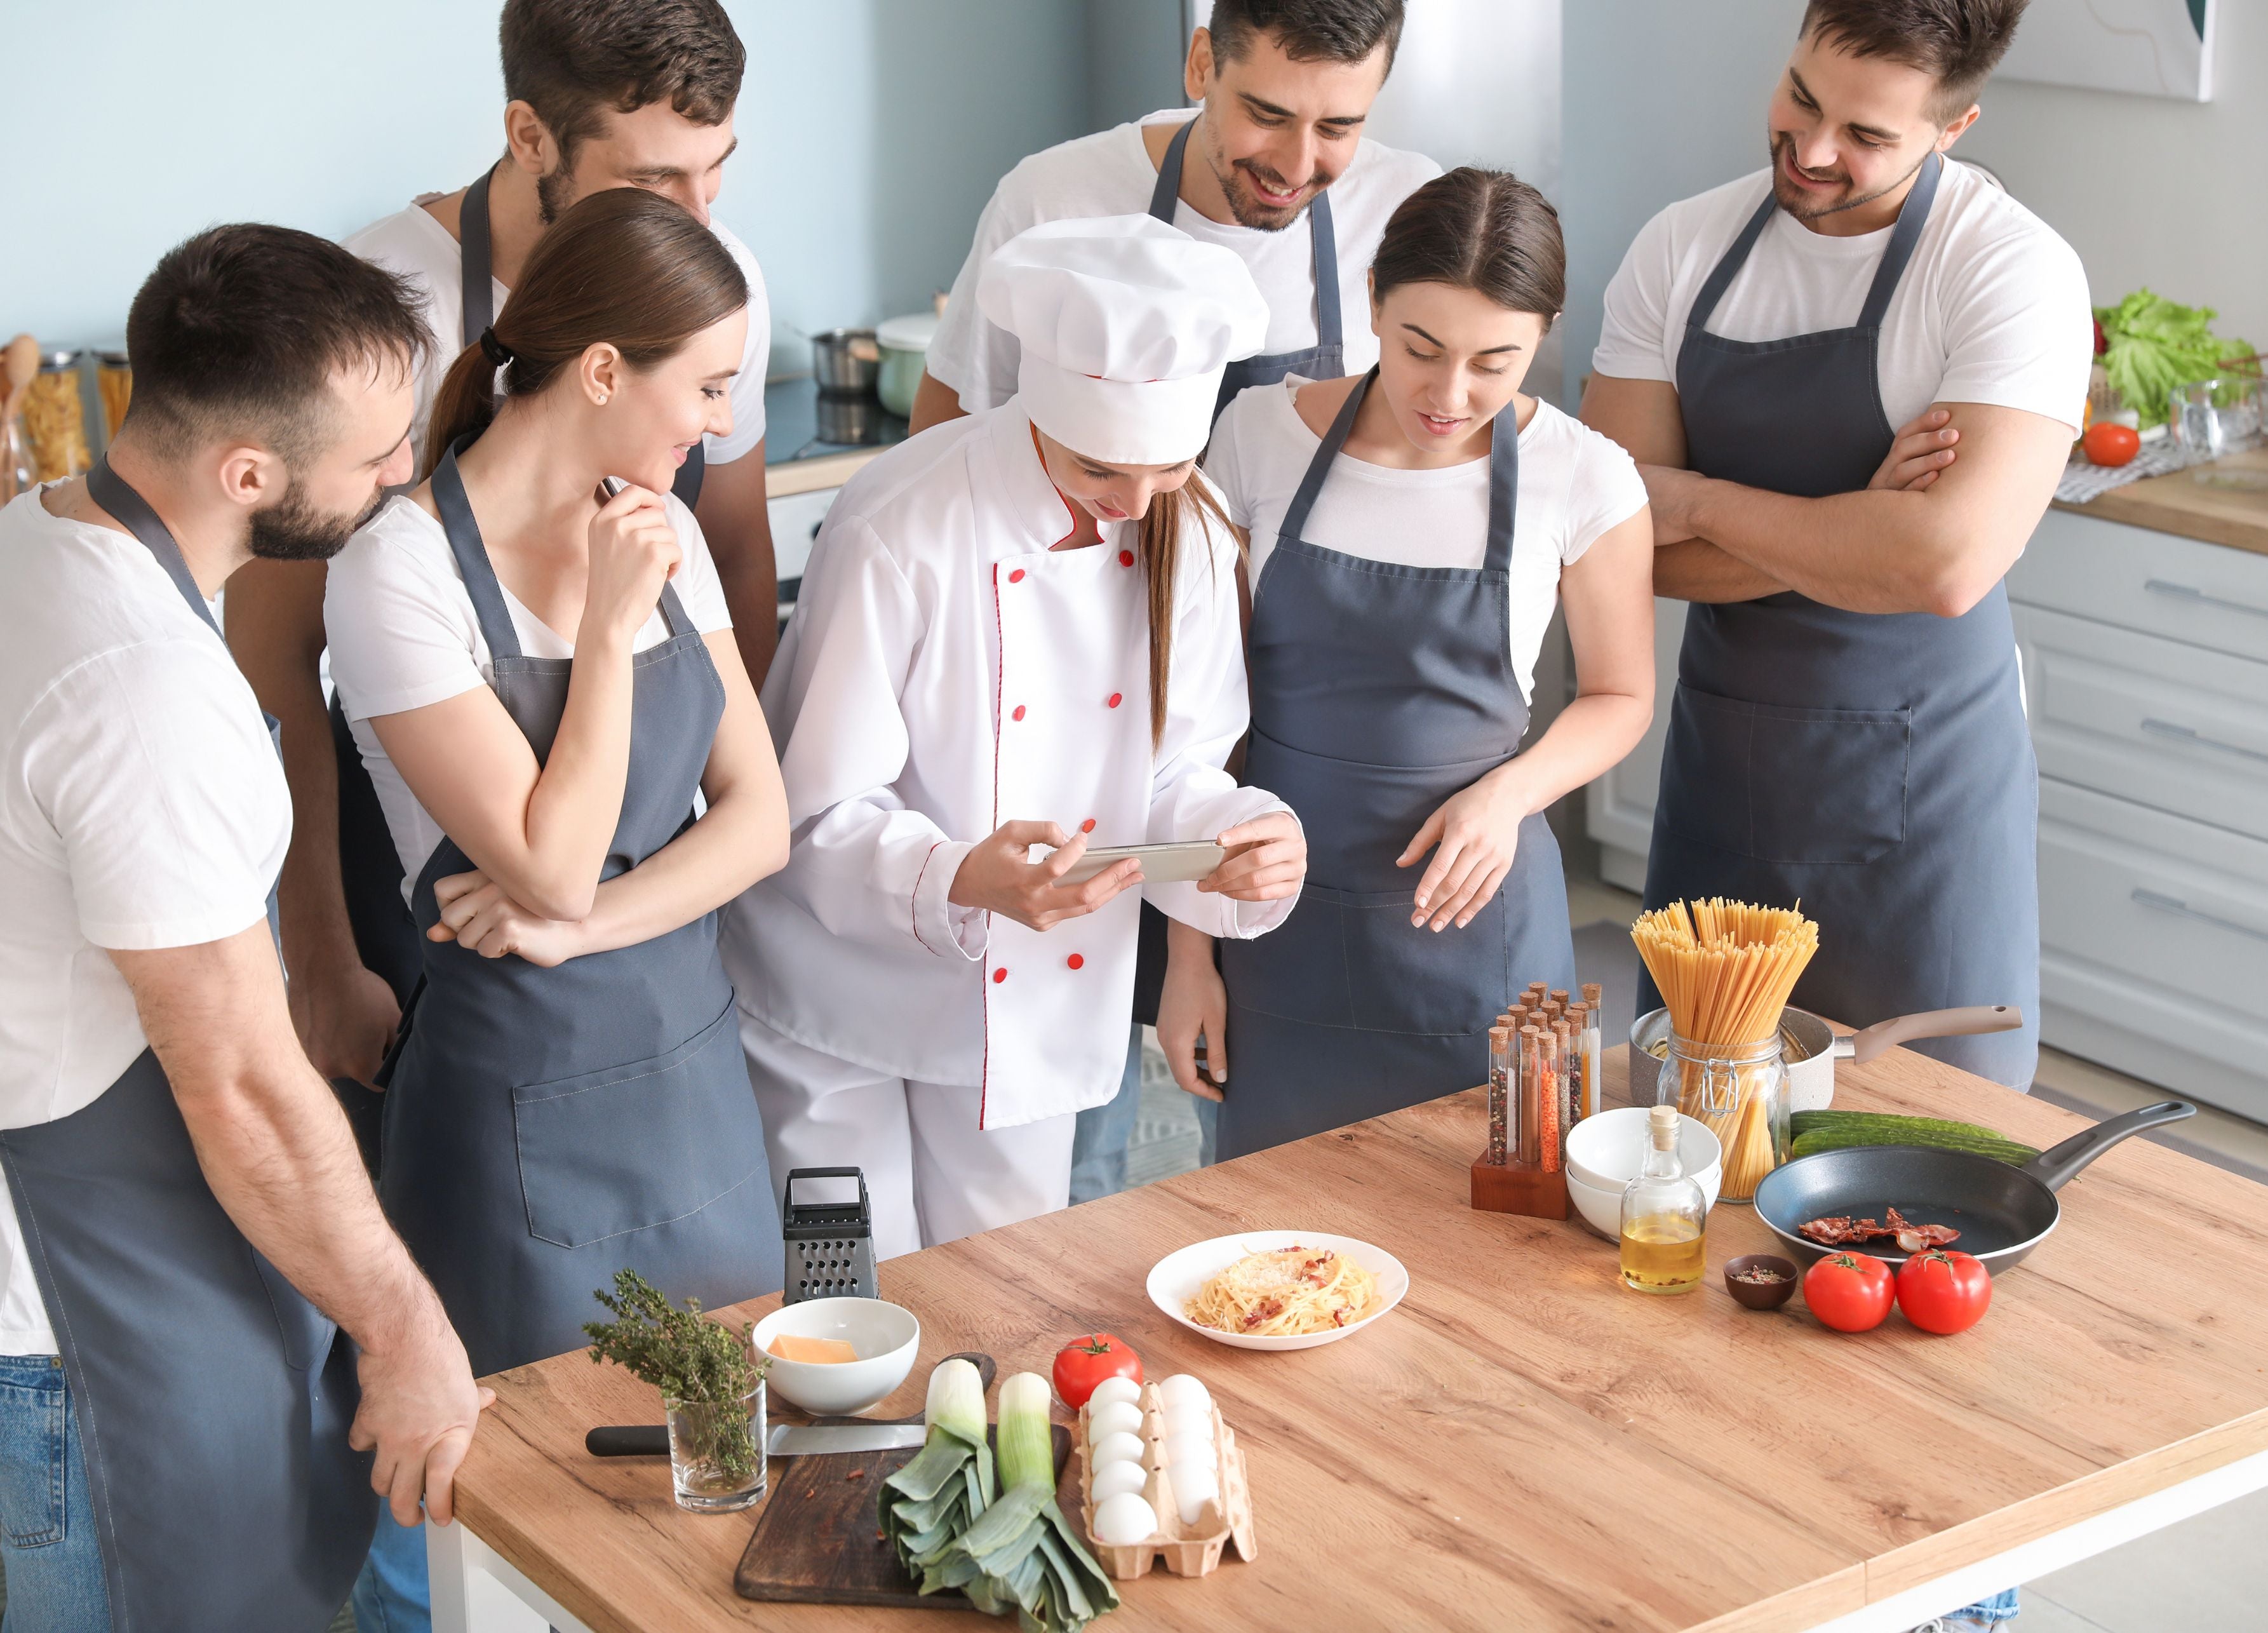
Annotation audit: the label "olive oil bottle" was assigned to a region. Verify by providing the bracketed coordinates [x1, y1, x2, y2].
[1620, 1104, 1707, 1294]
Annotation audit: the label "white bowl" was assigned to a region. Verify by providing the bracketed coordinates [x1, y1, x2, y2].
[1565, 1106, 1722, 1193]
[749, 1297, 919, 1416]
[1146, 1230, 1408, 1352]
[1566, 1162, 1721, 1242]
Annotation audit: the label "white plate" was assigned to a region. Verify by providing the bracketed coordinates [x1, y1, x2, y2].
[1145, 1230, 1409, 1352]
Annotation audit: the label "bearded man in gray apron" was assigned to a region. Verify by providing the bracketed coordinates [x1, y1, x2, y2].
[0, 224, 486, 1633]
[1584, 0, 2090, 1103]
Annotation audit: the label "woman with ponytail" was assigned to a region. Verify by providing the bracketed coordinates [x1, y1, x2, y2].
[720, 216, 1306, 1259]
[323, 185, 789, 1394]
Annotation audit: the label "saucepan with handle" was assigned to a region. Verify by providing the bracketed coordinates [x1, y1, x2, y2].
[1630, 1004, 2026, 1112]
[1752, 1099, 2196, 1275]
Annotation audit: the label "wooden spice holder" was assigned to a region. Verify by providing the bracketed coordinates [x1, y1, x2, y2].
[1073, 1384, 1257, 1581]
[1470, 1155, 1569, 1219]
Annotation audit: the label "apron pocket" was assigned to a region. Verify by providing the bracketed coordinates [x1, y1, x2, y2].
[1220, 890, 1353, 1027]
[1662, 685, 1910, 865]
[512, 1000, 762, 1249]
[249, 1249, 341, 1373]
[1339, 885, 1510, 1037]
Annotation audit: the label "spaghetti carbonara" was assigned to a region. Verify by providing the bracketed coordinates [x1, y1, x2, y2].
[1184, 1246, 1379, 1337]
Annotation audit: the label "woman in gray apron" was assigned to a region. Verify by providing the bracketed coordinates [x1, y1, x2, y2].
[0, 459, 376, 1631]
[1641, 154, 2041, 1087]
[1204, 170, 1658, 1158]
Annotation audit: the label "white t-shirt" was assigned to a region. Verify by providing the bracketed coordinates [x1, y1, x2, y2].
[1593, 159, 2093, 434]
[323, 492, 732, 895]
[344, 199, 773, 467]
[927, 111, 1441, 412]
[0, 489, 292, 1355]
[1204, 380, 1647, 705]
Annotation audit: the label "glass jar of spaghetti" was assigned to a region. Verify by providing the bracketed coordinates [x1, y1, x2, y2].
[96, 349, 133, 440]
[22, 350, 91, 481]
[1654, 1032, 1787, 1204]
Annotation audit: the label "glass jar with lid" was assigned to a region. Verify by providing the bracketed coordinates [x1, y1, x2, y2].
[22, 349, 91, 481]
[1652, 1031, 1788, 1204]
[97, 349, 133, 441]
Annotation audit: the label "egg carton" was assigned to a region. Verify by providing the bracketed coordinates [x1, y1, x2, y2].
[1073, 1383, 1258, 1581]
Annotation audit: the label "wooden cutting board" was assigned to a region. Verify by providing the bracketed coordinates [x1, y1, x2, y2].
[734, 1352, 1071, 1608]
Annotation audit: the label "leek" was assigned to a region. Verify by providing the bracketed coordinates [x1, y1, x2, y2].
[882, 1358, 994, 1584]
[933, 1371, 1120, 1632]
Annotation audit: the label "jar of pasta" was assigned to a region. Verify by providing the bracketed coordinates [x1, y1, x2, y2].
[1654, 1031, 1787, 1204]
[97, 349, 132, 440]
[22, 350, 91, 481]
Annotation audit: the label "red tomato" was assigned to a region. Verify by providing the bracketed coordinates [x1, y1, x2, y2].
[1051, 1333, 1141, 1409]
[2084, 422, 2140, 467]
[1802, 1252, 1895, 1333]
[1896, 1249, 1993, 1334]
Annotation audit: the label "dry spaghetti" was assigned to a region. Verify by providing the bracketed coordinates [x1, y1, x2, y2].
[1184, 1245, 1380, 1337]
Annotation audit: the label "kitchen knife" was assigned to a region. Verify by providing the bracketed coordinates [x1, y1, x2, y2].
[584, 1421, 928, 1458]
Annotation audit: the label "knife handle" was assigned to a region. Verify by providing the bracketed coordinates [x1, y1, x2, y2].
[586, 1424, 671, 1458]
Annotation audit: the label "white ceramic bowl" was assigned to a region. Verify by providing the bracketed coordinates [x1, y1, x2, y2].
[1146, 1230, 1409, 1352]
[1566, 1160, 1721, 1242]
[1565, 1106, 1722, 1194]
[748, 1297, 920, 1416]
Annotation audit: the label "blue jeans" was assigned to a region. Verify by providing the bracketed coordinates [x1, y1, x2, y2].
[352, 1505, 430, 1632]
[0, 1354, 111, 1632]
[1070, 1026, 1220, 1204]
[1949, 1588, 2020, 1625]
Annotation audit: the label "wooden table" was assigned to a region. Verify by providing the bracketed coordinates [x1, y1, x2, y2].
[431, 1045, 2268, 1632]
[2055, 443, 2268, 557]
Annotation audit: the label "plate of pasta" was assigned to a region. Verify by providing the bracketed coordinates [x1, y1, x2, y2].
[1146, 1231, 1409, 1352]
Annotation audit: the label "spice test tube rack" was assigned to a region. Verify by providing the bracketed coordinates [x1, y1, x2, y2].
[1471, 1002, 1569, 1220]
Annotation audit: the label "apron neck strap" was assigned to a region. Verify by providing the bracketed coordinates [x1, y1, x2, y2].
[1148, 117, 1341, 351]
[1686, 191, 1778, 335]
[1857, 151, 1942, 330]
[459, 165, 497, 349]
[429, 436, 523, 661]
[86, 457, 221, 636]
[1279, 366, 1373, 539]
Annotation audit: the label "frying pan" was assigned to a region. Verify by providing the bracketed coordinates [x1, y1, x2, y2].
[1752, 1100, 2196, 1275]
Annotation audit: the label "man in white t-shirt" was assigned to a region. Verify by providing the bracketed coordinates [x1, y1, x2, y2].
[1583, 4, 2084, 1110]
[911, 0, 1440, 433]
[0, 224, 486, 1631]
[221, 0, 781, 1126]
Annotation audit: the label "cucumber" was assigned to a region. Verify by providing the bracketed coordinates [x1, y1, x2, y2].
[1787, 1110, 2038, 1166]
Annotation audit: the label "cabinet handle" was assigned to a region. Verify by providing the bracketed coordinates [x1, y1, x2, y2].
[2138, 717, 2268, 764]
[2144, 577, 2268, 621]
[2131, 887, 2268, 943]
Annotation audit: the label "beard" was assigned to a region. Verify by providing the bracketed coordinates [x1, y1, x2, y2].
[247, 475, 386, 563]
[1199, 128, 1325, 231]
[536, 163, 574, 226]
[1768, 131, 1929, 222]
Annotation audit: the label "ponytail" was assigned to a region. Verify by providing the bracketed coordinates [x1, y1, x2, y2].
[1137, 478, 1233, 750]
[420, 186, 748, 477]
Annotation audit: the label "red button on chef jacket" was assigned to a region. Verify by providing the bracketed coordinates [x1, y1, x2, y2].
[1012, 705, 1026, 721]
[1117, 549, 1134, 567]
[1009, 568, 1026, 583]
[1106, 694, 1122, 709]
[1066, 954, 1084, 971]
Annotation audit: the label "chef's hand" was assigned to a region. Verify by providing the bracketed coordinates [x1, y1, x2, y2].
[289, 956, 399, 1089]
[580, 483, 681, 648]
[351, 1303, 494, 1528]
[1157, 924, 1226, 1103]
[948, 822, 1141, 932]
[1197, 812, 1306, 902]
[427, 870, 588, 967]
[1869, 407, 1961, 492]
[1399, 764, 1529, 932]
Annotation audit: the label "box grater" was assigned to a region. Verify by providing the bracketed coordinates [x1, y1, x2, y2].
[781, 1167, 876, 1303]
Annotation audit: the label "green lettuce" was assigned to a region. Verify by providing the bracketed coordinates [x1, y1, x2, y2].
[2095, 288, 2253, 429]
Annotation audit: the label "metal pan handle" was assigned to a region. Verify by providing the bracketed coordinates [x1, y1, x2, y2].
[2022, 1101, 2196, 1192]
[1841, 1005, 2024, 1064]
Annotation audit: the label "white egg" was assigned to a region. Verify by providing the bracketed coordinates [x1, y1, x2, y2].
[1085, 1400, 1144, 1444]
[1090, 1430, 1146, 1470]
[1092, 1491, 1159, 1548]
[1162, 1405, 1214, 1443]
[1158, 1374, 1210, 1411]
[1085, 1376, 1141, 1411]
[1163, 1431, 1214, 1472]
[1171, 1463, 1219, 1526]
[1089, 1459, 1148, 1503]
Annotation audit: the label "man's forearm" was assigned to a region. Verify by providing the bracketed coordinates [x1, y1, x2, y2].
[695, 445, 781, 687]
[1653, 539, 1790, 604]
[1681, 478, 1961, 613]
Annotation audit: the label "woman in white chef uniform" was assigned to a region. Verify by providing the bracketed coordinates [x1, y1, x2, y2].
[724, 216, 1308, 1258]
[1179, 168, 1658, 1155]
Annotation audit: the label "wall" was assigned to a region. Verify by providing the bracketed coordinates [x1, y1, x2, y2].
[1087, 0, 1191, 136]
[0, 1, 1104, 372]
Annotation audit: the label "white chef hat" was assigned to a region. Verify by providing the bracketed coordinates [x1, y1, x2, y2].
[977, 215, 1270, 466]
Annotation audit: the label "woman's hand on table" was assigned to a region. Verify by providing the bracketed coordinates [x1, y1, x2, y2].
[948, 821, 1141, 932]
[1157, 923, 1227, 1103]
[1399, 764, 1534, 932]
[1195, 812, 1305, 901]
[428, 870, 590, 967]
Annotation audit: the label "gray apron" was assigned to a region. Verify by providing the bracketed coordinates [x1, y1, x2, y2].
[1132, 117, 1348, 1025]
[1642, 154, 2040, 1087]
[0, 459, 375, 1630]
[377, 438, 782, 1376]
[1217, 372, 1575, 1159]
